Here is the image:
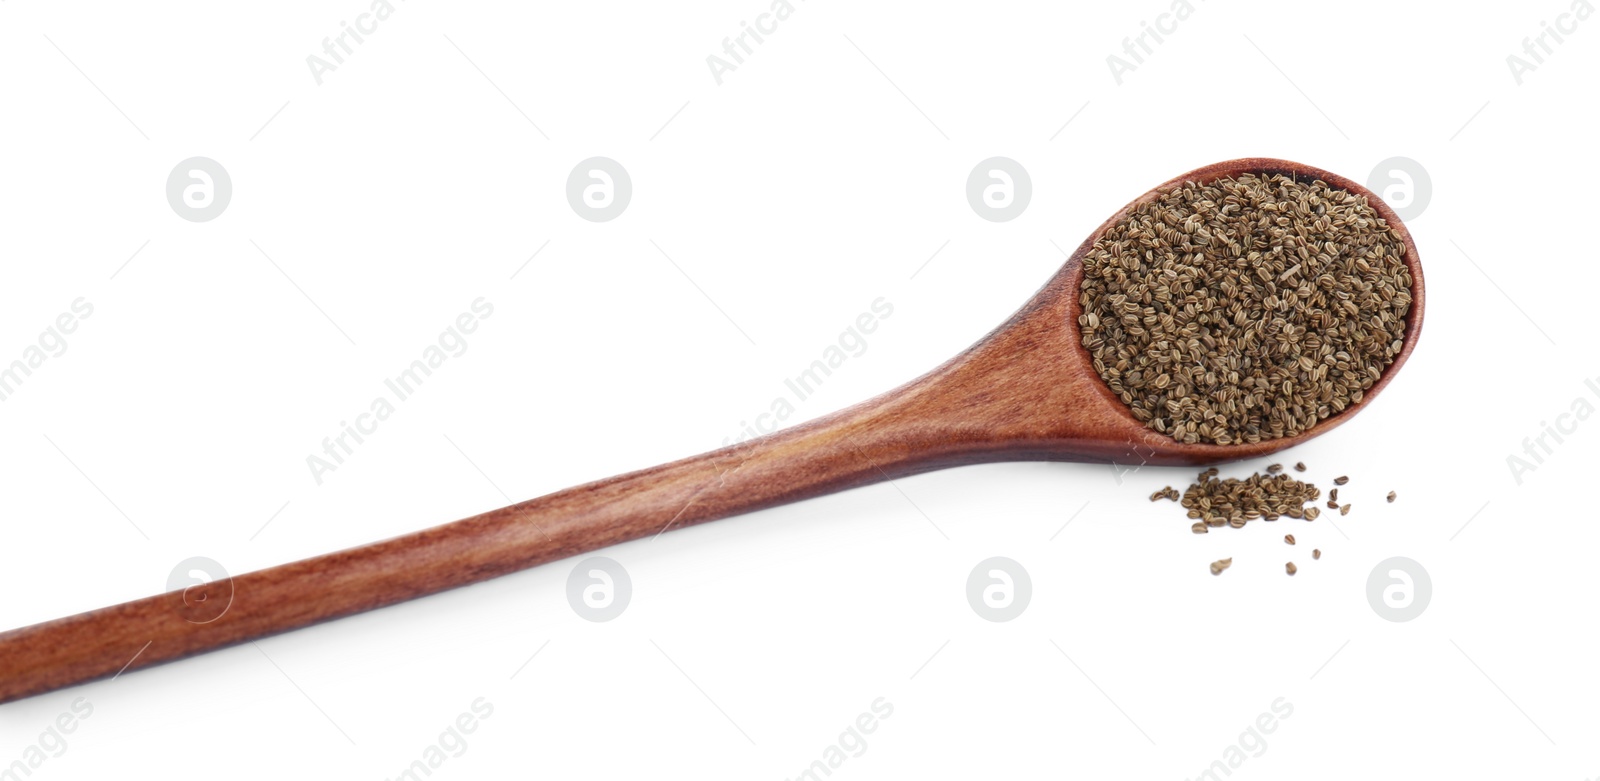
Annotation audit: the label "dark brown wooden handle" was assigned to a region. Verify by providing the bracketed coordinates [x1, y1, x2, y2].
[0, 385, 988, 705]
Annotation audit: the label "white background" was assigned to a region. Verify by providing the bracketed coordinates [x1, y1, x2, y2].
[3, 1, 1598, 778]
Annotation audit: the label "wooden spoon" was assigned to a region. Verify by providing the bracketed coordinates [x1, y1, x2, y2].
[0, 157, 1424, 704]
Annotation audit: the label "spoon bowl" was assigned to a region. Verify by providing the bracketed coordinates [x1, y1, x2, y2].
[0, 157, 1424, 704]
[926, 155, 1425, 466]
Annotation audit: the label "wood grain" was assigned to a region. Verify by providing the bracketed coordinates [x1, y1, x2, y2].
[0, 157, 1424, 705]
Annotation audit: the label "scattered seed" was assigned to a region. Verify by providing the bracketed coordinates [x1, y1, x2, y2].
[1266, 463, 1283, 474]
[1191, 522, 1208, 534]
[1210, 557, 1233, 576]
[1078, 174, 1412, 445]
[1327, 499, 1339, 509]
[1304, 506, 1321, 520]
[1334, 475, 1350, 485]
[1285, 534, 1296, 545]
[1340, 504, 1351, 516]
[1387, 491, 1397, 503]
[1330, 488, 1339, 502]
[1286, 562, 1298, 576]
[1313, 549, 1321, 560]
[1150, 486, 1180, 502]
[1294, 462, 1307, 472]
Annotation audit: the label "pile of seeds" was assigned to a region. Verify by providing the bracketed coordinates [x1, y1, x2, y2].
[1078, 173, 1413, 445]
[1159, 463, 1398, 575]
[1180, 466, 1322, 528]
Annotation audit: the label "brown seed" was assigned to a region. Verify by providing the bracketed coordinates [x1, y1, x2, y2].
[1229, 517, 1246, 529]
[1387, 491, 1397, 503]
[1266, 463, 1283, 474]
[1210, 557, 1233, 576]
[1286, 562, 1298, 575]
[1078, 173, 1412, 446]
[1304, 506, 1321, 520]
[1191, 522, 1208, 534]
[1285, 534, 1296, 545]
[1329, 488, 1339, 502]
[1340, 504, 1351, 516]
[1294, 462, 1307, 472]
[1334, 476, 1350, 485]
[1313, 549, 1321, 560]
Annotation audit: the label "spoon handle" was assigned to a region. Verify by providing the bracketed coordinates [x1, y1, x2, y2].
[0, 393, 957, 705]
